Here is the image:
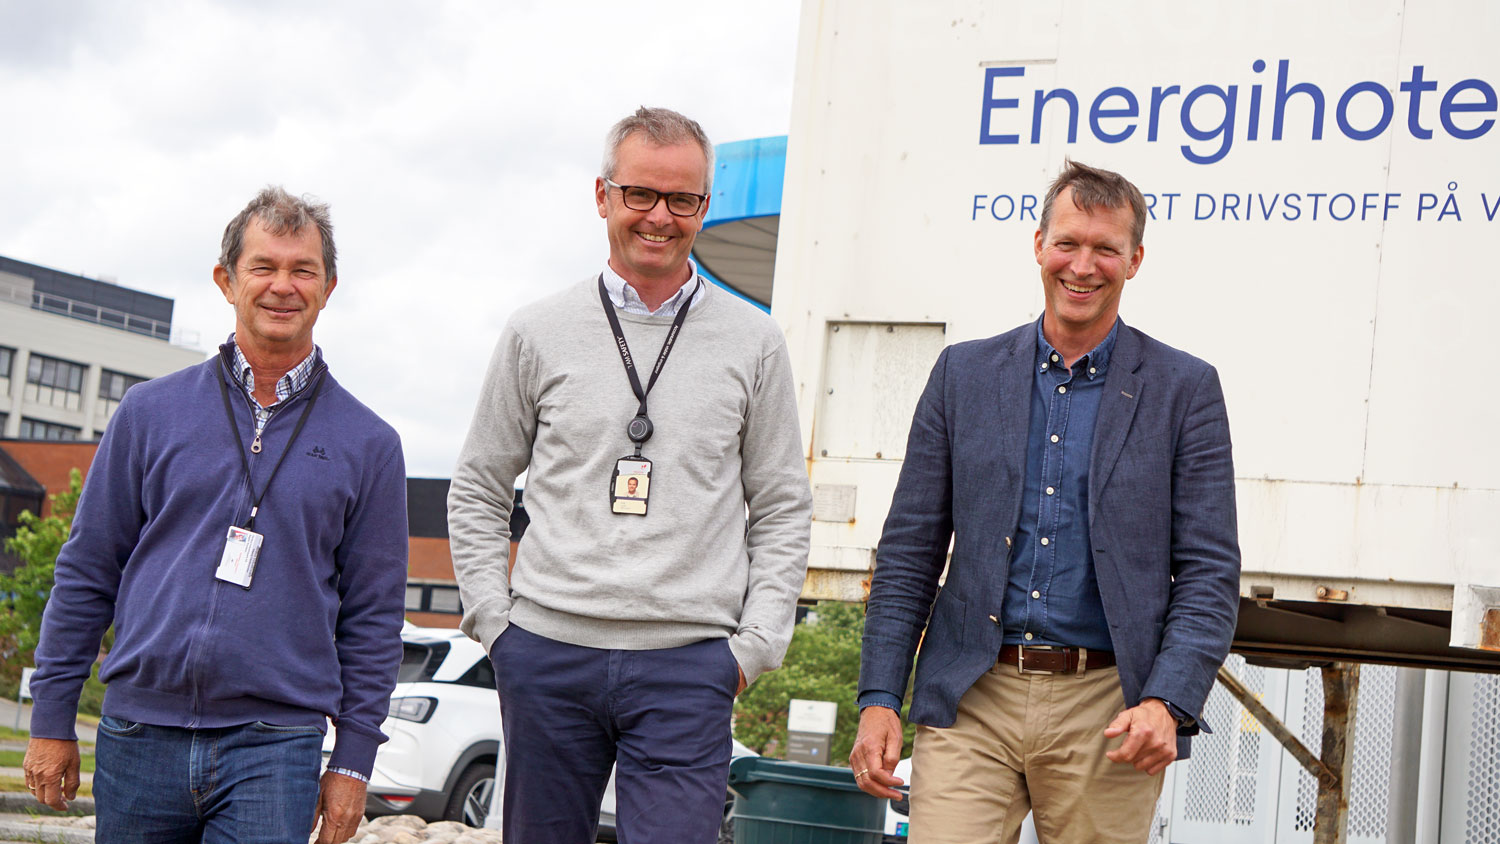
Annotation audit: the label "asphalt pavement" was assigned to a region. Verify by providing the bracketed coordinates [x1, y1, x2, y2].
[0, 697, 97, 742]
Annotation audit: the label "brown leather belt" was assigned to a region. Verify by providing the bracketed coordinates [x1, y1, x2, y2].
[999, 645, 1115, 674]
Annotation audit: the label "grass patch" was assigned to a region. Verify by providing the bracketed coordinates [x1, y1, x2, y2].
[0, 726, 94, 748]
[0, 750, 94, 772]
[0, 774, 91, 797]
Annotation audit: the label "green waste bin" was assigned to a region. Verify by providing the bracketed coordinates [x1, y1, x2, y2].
[727, 756, 886, 844]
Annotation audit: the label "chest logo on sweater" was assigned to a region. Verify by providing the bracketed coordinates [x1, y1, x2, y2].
[305, 445, 330, 462]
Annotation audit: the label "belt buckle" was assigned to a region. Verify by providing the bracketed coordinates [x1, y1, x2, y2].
[1017, 644, 1057, 675]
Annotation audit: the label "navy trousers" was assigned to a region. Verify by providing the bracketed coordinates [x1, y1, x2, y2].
[491, 623, 739, 844]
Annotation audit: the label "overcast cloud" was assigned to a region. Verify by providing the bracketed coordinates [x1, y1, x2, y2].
[0, 0, 802, 475]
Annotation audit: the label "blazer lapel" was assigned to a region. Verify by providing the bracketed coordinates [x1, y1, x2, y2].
[1089, 324, 1142, 525]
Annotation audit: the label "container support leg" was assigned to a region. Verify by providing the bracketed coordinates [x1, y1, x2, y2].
[1313, 662, 1359, 844]
[1214, 662, 1361, 844]
[1214, 664, 1333, 785]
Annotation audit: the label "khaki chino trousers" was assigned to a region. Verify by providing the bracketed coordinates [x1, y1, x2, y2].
[909, 661, 1165, 844]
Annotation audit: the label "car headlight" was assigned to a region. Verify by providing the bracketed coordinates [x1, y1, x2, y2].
[388, 696, 437, 723]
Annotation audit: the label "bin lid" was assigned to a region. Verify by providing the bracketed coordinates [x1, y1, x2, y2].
[727, 756, 867, 792]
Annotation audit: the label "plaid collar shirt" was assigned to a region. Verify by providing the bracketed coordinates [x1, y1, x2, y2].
[231, 337, 320, 434]
[601, 259, 706, 316]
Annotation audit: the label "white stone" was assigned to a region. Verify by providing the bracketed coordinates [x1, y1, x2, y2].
[370, 814, 429, 831]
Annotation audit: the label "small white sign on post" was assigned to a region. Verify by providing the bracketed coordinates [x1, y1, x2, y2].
[788, 699, 838, 734]
[786, 699, 839, 765]
[16, 667, 36, 731]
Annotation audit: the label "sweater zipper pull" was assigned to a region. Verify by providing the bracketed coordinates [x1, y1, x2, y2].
[251, 433, 262, 454]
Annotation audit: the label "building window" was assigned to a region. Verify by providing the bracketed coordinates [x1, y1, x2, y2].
[0, 346, 13, 378]
[18, 417, 82, 441]
[24, 354, 86, 412]
[95, 369, 148, 428]
[429, 587, 461, 613]
[98, 370, 147, 402]
[405, 583, 464, 615]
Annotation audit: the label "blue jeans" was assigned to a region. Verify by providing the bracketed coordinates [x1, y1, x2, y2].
[492, 624, 739, 844]
[93, 717, 323, 844]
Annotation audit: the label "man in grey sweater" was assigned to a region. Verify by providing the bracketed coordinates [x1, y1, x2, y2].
[448, 107, 813, 844]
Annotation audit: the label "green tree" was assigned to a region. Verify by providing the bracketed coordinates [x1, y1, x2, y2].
[0, 469, 107, 712]
[734, 601, 916, 766]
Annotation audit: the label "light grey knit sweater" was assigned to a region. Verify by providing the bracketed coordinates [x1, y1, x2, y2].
[448, 277, 813, 683]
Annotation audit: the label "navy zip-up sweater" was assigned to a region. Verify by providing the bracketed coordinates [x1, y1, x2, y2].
[30, 346, 408, 775]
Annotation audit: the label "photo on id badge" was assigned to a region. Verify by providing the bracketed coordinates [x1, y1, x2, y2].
[611, 457, 651, 515]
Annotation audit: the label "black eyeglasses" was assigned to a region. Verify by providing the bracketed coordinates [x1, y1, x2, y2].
[603, 179, 707, 217]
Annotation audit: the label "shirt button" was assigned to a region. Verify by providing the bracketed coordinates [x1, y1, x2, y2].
[1032, 590, 1041, 599]
[1024, 632, 1034, 641]
[1040, 363, 1048, 371]
[1057, 386, 1067, 394]
[1050, 434, 1060, 443]
[1050, 354, 1059, 363]
[1089, 366, 1097, 375]
[1040, 537, 1050, 546]
[989, 614, 999, 624]
[1046, 486, 1055, 495]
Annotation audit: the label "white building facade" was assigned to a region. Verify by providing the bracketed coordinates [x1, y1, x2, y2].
[0, 255, 204, 441]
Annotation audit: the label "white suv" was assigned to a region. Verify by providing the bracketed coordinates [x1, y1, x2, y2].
[325, 624, 756, 835]
[323, 626, 501, 826]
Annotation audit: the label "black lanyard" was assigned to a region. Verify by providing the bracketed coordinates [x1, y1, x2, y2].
[216, 357, 324, 531]
[597, 275, 700, 455]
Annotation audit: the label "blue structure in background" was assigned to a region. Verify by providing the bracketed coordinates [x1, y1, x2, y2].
[693, 136, 787, 312]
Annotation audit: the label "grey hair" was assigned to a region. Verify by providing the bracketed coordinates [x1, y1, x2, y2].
[218, 186, 337, 283]
[1039, 159, 1148, 250]
[600, 106, 715, 193]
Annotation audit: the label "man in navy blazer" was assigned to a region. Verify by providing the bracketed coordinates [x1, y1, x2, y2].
[850, 161, 1240, 844]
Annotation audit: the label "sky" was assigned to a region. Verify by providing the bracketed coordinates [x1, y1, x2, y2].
[0, 0, 803, 476]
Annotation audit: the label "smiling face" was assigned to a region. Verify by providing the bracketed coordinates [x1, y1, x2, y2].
[595, 132, 709, 289]
[1034, 187, 1144, 353]
[212, 218, 336, 360]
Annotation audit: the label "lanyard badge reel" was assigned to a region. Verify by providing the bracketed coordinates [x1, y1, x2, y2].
[600, 276, 699, 516]
[213, 356, 324, 587]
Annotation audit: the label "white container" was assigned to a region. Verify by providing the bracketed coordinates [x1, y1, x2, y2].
[773, 0, 1500, 662]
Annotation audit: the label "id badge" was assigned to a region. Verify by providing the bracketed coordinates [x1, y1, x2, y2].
[610, 456, 652, 516]
[215, 525, 263, 588]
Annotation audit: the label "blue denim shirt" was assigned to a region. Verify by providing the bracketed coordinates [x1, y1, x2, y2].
[1001, 319, 1117, 651]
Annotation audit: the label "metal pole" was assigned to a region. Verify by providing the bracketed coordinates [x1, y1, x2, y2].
[1413, 669, 1449, 844]
[1385, 668, 1425, 842]
[1313, 662, 1360, 844]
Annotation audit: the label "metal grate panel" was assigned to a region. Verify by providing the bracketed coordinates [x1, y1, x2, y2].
[1294, 669, 1321, 832]
[1183, 654, 1264, 826]
[1290, 665, 1396, 839]
[1147, 790, 1169, 844]
[1467, 673, 1500, 843]
[1348, 666, 1395, 838]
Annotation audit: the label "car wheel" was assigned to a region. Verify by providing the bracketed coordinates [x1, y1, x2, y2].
[444, 762, 496, 828]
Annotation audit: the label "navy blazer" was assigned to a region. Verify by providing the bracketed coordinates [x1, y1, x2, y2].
[858, 320, 1240, 758]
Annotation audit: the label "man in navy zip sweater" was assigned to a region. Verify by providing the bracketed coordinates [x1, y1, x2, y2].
[23, 187, 408, 844]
